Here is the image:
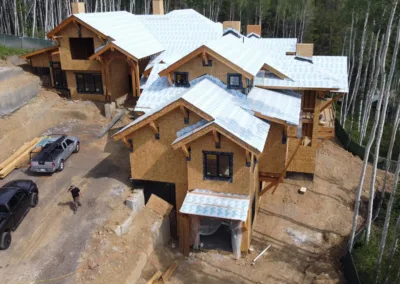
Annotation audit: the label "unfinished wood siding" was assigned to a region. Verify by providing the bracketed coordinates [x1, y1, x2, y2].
[174, 54, 248, 88]
[109, 59, 130, 100]
[187, 133, 253, 196]
[258, 122, 287, 174]
[127, 108, 203, 209]
[51, 53, 60, 62]
[57, 22, 102, 71]
[65, 70, 106, 101]
[30, 52, 50, 67]
[287, 91, 321, 174]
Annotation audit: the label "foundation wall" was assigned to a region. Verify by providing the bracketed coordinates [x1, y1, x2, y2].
[187, 133, 253, 196]
[258, 122, 287, 174]
[127, 108, 203, 210]
[175, 54, 249, 88]
[57, 23, 102, 71]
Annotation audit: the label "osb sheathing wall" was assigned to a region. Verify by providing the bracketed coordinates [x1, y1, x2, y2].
[109, 59, 130, 100]
[287, 93, 321, 174]
[187, 132, 258, 251]
[258, 122, 287, 174]
[126, 108, 204, 210]
[51, 53, 60, 62]
[65, 70, 106, 102]
[30, 52, 51, 67]
[174, 55, 249, 89]
[57, 22, 102, 71]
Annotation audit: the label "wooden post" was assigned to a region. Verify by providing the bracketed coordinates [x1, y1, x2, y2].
[179, 214, 190, 256]
[135, 60, 140, 97]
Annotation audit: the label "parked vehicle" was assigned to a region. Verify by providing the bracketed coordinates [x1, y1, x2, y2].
[0, 180, 38, 250]
[30, 135, 79, 173]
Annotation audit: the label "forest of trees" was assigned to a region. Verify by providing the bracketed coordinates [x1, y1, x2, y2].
[1, 0, 400, 282]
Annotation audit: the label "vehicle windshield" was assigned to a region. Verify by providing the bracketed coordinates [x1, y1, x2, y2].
[0, 205, 9, 213]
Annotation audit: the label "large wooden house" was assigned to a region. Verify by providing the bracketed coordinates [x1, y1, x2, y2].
[21, 1, 348, 257]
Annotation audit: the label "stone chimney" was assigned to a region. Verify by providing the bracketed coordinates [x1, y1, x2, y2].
[223, 21, 241, 33]
[71, 2, 85, 14]
[153, 0, 164, 15]
[296, 43, 314, 58]
[247, 25, 261, 37]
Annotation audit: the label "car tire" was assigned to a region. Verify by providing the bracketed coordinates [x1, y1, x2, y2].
[74, 142, 80, 153]
[31, 192, 39, 207]
[58, 160, 65, 172]
[0, 231, 11, 250]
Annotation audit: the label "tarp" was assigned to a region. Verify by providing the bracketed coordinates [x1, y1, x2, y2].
[180, 189, 250, 221]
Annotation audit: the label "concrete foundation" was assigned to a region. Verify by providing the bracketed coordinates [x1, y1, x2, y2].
[113, 190, 145, 236]
[0, 67, 23, 82]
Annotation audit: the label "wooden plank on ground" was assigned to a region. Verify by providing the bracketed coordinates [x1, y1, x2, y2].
[146, 271, 162, 284]
[161, 262, 178, 283]
[0, 138, 39, 170]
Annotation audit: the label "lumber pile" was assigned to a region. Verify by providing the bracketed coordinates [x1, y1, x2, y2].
[0, 137, 42, 178]
[146, 262, 178, 284]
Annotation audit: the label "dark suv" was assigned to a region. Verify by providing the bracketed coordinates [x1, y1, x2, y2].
[0, 180, 39, 250]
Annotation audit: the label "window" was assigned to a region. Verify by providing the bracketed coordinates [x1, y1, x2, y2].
[202, 59, 212, 67]
[53, 70, 67, 89]
[33, 67, 50, 76]
[75, 73, 103, 94]
[174, 72, 190, 87]
[203, 151, 233, 182]
[8, 196, 19, 210]
[15, 191, 25, 201]
[69, 38, 95, 60]
[227, 73, 242, 89]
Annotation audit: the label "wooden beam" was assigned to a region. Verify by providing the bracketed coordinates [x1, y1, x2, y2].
[149, 121, 158, 134]
[319, 93, 345, 112]
[121, 137, 131, 149]
[161, 262, 178, 283]
[254, 111, 288, 126]
[130, 63, 136, 97]
[259, 181, 278, 196]
[212, 130, 220, 144]
[135, 60, 140, 96]
[180, 106, 189, 119]
[167, 73, 173, 85]
[181, 145, 190, 158]
[146, 271, 162, 284]
[202, 51, 208, 65]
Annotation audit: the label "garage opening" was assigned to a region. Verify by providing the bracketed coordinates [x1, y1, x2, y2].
[199, 217, 232, 252]
[132, 180, 177, 238]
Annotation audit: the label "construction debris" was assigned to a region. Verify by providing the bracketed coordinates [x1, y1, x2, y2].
[97, 109, 126, 138]
[299, 187, 307, 194]
[251, 245, 271, 266]
[146, 194, 173, 217]
[146, 271, 163, 284]
[161, 261, 178, 283]
[0, 137, 42, 178]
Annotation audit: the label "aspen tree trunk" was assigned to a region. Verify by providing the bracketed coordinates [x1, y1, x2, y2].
[374, 152, 400, 283]
[348, 8, 369, 134]
[349, 37, 386, 251]
[366, 3, 398, 244]
[32, 0, 37, 37]
[383, 215, 400, 284]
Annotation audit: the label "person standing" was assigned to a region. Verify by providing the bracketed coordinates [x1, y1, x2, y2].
[68, 185, 83, 214]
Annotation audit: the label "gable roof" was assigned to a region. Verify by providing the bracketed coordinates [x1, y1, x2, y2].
[48, 12, 163, 60]
[20, 45, 58, 59]
[138, 9, 222, 67]
[245, 88, 302, 125]
[114, 77, 270, 154]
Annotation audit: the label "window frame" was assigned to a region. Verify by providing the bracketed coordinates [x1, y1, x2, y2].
[203, 151, 233, 182]
[174, 72, 190, 87]
[69, 37, 95, 60]
[75, 73, 103, 94]
[227, 73, 243, 89]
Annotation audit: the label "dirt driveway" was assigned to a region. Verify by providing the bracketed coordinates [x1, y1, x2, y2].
[0, 121, 130, 284]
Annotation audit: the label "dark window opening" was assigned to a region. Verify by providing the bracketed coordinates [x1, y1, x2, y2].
[227, 73, 242, 89]
[203, 151, 233, 182]
[8, 196, 19, 210]
[33, 67, 50, 76]
[282, 129, 287, 144]
[174, 72, 190, 87]
[69, 38, 95, 60]
[75, 73, 103, 94]
[53, 70, 67, 89]
[203, 59, 212, 67]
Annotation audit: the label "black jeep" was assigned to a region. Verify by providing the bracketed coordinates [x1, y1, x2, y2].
[0, 180, 39, 250]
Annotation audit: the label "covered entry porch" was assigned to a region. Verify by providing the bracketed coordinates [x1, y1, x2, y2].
[179, 189, 250, 259]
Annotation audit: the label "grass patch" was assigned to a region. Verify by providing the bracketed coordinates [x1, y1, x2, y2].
[352, 192, 400, 283]
[0, 45, 30, 60]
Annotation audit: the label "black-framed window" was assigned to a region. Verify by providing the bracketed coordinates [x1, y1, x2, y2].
[227, 73, 242, 89]
[75, 73, 103, 94]
[203, 151, 233, 182]
[69, 38, 95, 60]
[33, 67, 50, 76]
[174, 72, 190, 87]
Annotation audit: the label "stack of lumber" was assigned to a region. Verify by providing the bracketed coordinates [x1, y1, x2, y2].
[0, 137, 42, 178]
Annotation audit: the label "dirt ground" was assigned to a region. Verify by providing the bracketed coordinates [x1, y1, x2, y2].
[0, 87, 133, 284]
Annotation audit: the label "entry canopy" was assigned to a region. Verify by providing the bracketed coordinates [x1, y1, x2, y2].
[180, 189, 250, 222]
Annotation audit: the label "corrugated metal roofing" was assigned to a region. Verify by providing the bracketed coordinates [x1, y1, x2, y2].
[75, 11, 164, 60]
[246, 88, 302, 125]
[180, 189, 250, 221]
